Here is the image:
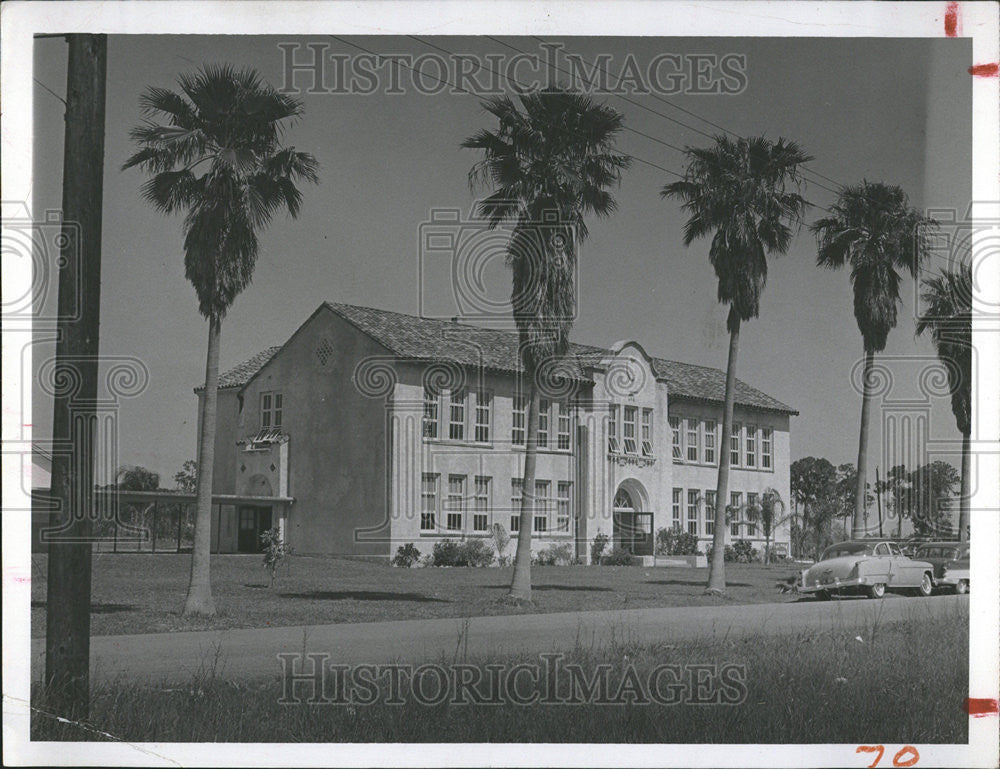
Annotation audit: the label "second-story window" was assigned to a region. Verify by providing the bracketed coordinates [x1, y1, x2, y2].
[557, 402, 572, 450]
[512, 395, 526, 445]
[623, 406, 637, 454]
[745, 424, 757, 468]
[703, 419, 716, 464]
[261, 391, 283, 429]
[730, 423, 742, 467]
[670, 416, 682, 460]
[475, 391, 492, 443]
[761, 427, 773, 470]
[538, 399, 550, 448]
[686, 418, 699, 462]
[608, 405, 620, 453]
[422, 387, 439, 439]
[449, 389, 466, 441]
[641, 409, 653, 457]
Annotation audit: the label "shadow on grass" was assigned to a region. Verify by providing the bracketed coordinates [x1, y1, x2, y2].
[482, 584, 614, 592]
[644, 579, 752, 588]
[31, 601, 135, 614]
[279, 590, 450, 603]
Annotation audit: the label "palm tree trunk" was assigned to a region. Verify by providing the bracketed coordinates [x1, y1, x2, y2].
[958, 429, 970, 541]
[852, 349, 874, 539]
[509, 378, 540, 602]
[184, 316, 221, 617]
[707, 309, 740, 594]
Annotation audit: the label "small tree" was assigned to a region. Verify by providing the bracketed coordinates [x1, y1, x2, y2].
[490, 522, 511, 567]
[260, 527, 290, 587]
[174, 459, 198, 493]
[757, 488, 789, 564]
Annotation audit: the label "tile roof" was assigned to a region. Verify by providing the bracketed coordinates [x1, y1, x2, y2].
[210, 304, 797, 414]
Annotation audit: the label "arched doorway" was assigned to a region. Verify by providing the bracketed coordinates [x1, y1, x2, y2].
[613, 481, 653, 556]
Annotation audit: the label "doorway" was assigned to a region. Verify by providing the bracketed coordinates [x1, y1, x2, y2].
[613, 486, 653, 556]
[237, 506, 272, 553]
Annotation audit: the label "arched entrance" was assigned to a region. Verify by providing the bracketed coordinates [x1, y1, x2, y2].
[613, 480, 653, 556]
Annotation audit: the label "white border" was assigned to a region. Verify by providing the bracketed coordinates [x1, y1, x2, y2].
[2, 1, 998, 767]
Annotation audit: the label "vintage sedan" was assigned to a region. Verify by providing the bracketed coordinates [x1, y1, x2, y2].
[800, 540, 935, 599]
[915, 542, 970, 594]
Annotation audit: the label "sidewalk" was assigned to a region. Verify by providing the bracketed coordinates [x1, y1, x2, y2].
[31, 594, 966, 685]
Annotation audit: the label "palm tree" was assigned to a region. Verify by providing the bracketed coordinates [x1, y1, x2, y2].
[662, 135, 811, 594]
[757, 487, 789, 564]
[124, 65, 318, 616]
[917, 262, 972, 540]
[463, 88, 630, 602]
[812, 182, 935, 540]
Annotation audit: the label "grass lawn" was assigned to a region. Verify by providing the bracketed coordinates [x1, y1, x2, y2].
[30, 552, 810, 637]
[32, 608, 969, 743]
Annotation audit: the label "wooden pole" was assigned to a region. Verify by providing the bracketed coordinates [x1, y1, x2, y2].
[44, 34, 107, 720]
[152, 502, 158, 552]
[177, 503, 184, 552]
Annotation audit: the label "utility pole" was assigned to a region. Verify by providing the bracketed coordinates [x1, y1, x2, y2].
[44, 33, 107, 720]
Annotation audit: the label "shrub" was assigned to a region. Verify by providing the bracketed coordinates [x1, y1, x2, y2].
[732, 539, 760, 563]
[491, 523, 511, 567]
[260, 527, 290, 587]
[655, 528, 702, 556]
[391, 543, 421, 568]
[601, 547, 636, 566]
[431, 538, 495, 567]
[533, 542, 574, 566]
[590, 532, 610, 564]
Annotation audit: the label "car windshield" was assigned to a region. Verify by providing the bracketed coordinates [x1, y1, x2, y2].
[822, 543, 871, 559]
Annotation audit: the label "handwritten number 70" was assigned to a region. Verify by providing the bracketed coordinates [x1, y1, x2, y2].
[857, 745, 919, 768]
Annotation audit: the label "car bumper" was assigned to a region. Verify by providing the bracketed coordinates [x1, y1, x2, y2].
[935, 571, 969, 587]
[799, 575, 867, 593]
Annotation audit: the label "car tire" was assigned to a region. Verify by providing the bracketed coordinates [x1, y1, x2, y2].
[867, 583, 886, 599]
[915, 572, 933, 597]
[814, 590, 831, 601]
[955, 580, 969, 595]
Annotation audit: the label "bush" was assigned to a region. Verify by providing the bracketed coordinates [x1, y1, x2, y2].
[260, 527, 291, 587]
[732, 539, 760, 563]
[601, 547, 636, 566]
[590, 532, 610, 564]
[431, 538, 495, 567]
[391, 543, 421, 568]
[533, 542, 575, 566]
[655, 528, 702, 556]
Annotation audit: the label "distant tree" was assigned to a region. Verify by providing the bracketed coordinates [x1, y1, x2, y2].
[790, 456, 837, 557]
[174, 459, 198, 493]
[756, 488, 790, 564]
[876, 464, 912, 538]
[115, 465, 160, 491]
[812, 182, 935, 538]
[909, 461, 961, 538]
[917, 263, 972, 541]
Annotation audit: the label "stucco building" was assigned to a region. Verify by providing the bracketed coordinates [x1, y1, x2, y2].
[200, 302, 796, 562]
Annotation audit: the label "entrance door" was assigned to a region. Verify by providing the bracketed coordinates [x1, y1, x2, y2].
[613, 488, 653, 556]
[237, 506, 272, 553]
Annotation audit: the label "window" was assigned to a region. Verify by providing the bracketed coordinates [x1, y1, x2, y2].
[670, 416, 682, 460]
[623, 406, 638, 454]
[686, 419, 699, 462]
[510, 478, 523, 533]
[730, 423, 742, 467]
[422, 387, 438, 439]
[687, 490, 699, 536]
[608, 405, 620, 454]
[420, 474, 438, 531]
[730, 491, 742, 536]
[557, 402, 572, 450]
[534, 480, 550, 533]
[705, 490, 716, 536]
[538, 399, 550, 448]
[746, 492, 758, 537]
[474, 476, 491, 532]
[261, 391, 283, 429]
[703, 420, 716, 464]
[447, 475, 465, 531]
[641, 409, 654, 457]
[449, 389, 466, 441]
[672, 488, 682, 531]
[761, 428, 773, 470]
[556, 482, 571, 532]
[745, 425, 757, 468]
[512, 395, 526, 445]
[474, 391, 492, 443]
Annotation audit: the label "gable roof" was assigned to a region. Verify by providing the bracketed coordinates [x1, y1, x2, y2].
[209, 303, 797, 415]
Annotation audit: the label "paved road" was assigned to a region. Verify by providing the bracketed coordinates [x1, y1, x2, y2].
[31, 594, 967, 685]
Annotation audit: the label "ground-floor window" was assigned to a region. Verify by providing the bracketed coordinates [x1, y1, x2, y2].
[746, 492, 758, 536]
[705, 490, 716, 536]
[672, 488, 682, 531]
[510, 478, 523, 532]
[533, 480, 550, 533]
[420, 473, 438, 531]
[447, 475, 465, 531]
[687, 490, 699, 535]
[556, 482, 571, 532]
[730, 491, 742, 536]
[473, 476, 491, 532]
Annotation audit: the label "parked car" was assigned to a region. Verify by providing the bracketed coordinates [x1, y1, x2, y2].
[800, 540, 935, 599]
[915, 541, 970, 594]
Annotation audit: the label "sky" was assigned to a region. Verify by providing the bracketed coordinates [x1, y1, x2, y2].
[30, 34, 972, 485]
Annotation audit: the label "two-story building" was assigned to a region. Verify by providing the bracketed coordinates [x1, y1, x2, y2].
[199, 302, 796, 562]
